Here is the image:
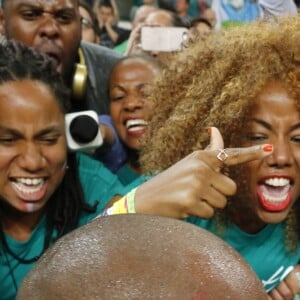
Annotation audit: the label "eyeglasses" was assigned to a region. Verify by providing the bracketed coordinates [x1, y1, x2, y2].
[81, 17, 93, 29]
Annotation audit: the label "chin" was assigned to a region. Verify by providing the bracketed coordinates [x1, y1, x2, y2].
[258, 209, 290, 225]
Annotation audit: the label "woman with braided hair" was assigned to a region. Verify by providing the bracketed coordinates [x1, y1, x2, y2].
[135, 16, 300, 299]
[0, 40, 123, 300]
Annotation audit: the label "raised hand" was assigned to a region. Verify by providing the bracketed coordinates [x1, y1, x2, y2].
[134, 127, 273, 219]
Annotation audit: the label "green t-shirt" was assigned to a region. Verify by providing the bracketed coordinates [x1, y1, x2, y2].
[113, 40, 128, 55]
[187, 216, 300, 292]
[116, 163, 140, 187]
[0, 153, 124, 300]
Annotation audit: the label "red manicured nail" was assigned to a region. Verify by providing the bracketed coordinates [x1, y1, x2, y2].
[262, 144, 273, 152]
[208, 127, 212, 136]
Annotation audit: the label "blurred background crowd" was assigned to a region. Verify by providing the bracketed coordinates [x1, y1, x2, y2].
[79, 0, 300, 51]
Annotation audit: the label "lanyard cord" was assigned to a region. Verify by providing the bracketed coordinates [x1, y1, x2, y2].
[0, 231, 45, 294]
[0, 206, 54, 293]
[0, 231, 42, 264]
[1, 245, 18, 293]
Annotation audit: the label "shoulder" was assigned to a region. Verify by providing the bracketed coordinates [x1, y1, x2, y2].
[77, 152, 118, 181]
[80, 41, 122, 82]
[80, 41, 122, 62]
[116, 164, 140, 186]
[77, 152, 124, 211]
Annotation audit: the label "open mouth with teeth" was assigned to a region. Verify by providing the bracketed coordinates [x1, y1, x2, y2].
[257, 177, 292, 212]
[11, 178, 47, 202]
[125, 119, 148, 132]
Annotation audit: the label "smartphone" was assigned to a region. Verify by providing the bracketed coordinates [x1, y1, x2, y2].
[141, 26, 189, 52]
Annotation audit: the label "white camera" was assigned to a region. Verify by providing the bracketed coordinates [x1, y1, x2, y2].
[65, 110, 103, 152]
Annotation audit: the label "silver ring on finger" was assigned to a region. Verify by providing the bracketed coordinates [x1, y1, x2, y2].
[216, 148, 228, 162]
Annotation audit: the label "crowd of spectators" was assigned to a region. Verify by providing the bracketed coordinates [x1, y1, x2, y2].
[78, 0, 299, 54]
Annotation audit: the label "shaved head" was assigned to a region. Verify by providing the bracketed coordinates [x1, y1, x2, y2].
[18, 215, 267, 300]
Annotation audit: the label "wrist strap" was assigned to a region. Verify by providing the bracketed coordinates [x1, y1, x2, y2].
[102, 188, 137, 216]
[127, 187, 137, 214]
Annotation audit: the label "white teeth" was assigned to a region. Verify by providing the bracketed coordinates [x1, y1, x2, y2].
[125, 119, 148, 129]
[128, 127, 144, 132]
[262, 193, 287, 203]
[264, 178, 290, 187]
[16, 178, 44, 185]
[12, 180, 45, 194]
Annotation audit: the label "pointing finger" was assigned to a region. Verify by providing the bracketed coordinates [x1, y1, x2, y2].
[217, 144, 273, 166]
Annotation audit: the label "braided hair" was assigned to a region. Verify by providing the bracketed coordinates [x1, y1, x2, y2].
[0, 40, 96, 250]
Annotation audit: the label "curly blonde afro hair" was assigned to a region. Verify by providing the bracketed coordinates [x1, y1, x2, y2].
[140, 16, 300, 251]
[141, 16, 300, 173]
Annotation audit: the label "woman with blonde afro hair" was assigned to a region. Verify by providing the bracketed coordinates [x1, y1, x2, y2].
[137, 16, 300, 299]
[141, 17, 300, 172]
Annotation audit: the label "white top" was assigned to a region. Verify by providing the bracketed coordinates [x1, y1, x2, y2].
[211, 0, 297, 30]
[258, 0, 298, 17]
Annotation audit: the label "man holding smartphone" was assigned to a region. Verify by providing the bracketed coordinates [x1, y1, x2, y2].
[125, 9, 187, 63]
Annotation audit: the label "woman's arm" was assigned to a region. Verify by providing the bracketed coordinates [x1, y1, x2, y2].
[106, 128, 273, 219]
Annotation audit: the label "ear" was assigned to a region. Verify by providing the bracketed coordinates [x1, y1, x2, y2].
[0, 8, 5, 36]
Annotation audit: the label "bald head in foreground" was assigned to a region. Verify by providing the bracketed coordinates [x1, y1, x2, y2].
[17, 215, 267, 300]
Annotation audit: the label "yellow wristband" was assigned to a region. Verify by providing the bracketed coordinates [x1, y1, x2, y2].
[105, 196, 128, 215]
[102, 188, 137, 216]
[127, 188, 137, 214]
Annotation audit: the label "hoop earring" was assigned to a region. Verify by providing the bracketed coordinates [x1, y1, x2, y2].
[72, 48, 88, 101]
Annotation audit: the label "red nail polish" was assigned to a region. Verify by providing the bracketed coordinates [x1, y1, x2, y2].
[262, 144, 273, 152]
[208, 127, 212, 136]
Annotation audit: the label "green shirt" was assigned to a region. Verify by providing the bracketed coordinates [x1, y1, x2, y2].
[116, 163, 140, 187]
[187, 216, 300, 292]
[0, 153, 124, 300]
[113, 40, 128, 55]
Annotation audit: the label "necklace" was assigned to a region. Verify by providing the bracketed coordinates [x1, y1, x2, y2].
[0, 231, 45, 294]
[1, 246, 18, 293]
[0, 232, 42, 264]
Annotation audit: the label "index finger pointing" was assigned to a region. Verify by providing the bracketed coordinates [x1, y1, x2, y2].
[220, 144, 273, 166]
